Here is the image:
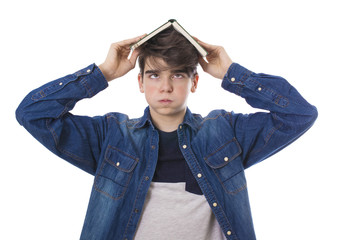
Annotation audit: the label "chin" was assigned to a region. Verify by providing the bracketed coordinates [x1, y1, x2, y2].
[152, 106, 185, 117]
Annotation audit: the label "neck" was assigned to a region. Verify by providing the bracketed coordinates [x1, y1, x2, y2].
[149, 108, 186, 132]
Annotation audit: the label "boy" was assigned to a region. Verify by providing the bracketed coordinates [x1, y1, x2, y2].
[16, 26, 317, 239]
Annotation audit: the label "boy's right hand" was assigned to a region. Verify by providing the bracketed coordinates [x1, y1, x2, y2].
[99, 34, 146, 82]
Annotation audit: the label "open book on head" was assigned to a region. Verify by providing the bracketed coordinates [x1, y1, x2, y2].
[130, 19, 208, 58]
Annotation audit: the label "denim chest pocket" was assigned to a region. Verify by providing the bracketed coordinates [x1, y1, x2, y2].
[204, 138, 247, 194]
[95, 145, 139, 200]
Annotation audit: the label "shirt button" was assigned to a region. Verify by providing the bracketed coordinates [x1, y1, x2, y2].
[182, 145, 187, 149]
[258, 87, 262, 91]
[227, 231, 232, 236]
[134, 209, 139, 213]
[231, 77, 235, 82]
[224, 157, 229, 162]
[151, 145, 156, 150]
[87, 69, 91, 73]
[179, 125, 182, 129]
[213, 202, 217, 207]
[197, 173, 202, 178]
[145, 176, 149, 181]
[116, 162, 120, 167]
[59, 82, 63, 86]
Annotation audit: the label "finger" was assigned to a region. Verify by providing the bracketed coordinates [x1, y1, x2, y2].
[193, 36, 217, 51]
[198, 56, 208, 71]
[115, 34, 147, 47]
[192, 36, 200, 42]
[128, 49, 140, 65]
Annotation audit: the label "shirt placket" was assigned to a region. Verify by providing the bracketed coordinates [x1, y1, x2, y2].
[123, 128, 159, 240]
[177, 124, 237, 240]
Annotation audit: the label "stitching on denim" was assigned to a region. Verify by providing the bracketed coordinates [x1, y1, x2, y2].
[228, 112, 233, 128]
[107, 115, 127, 125]
[105, 158, 134, 172]
[94, 165, 129, 201]
[46, 119, 92, 166]
[80, 78, 94, 98]
[213, 168, 247, 195]
[198, 112, 231, 130]
[56, 100, 74, 119]
[204, 138, 239, 160]
[46, 119, 59, 145]
[31, 91, 43, 101]
[106, 145, 139, 162]
[123, 129, 155, 239]
[31, 82, 60, 101]
[248, 78, 289, 108]
[202, 137, 246, 195]
[94, 144, 136, 200]
[240, 70, 252, 83]
[94, 177, 126, 200]
[127, 120, 141, 129]
[106, 114, 141, 130]
[253, 113, 284, 154]
[58, 147, 91, 164]
[181, 133, 235, 238]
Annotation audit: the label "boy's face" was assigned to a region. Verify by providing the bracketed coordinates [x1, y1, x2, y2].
[138, 57, 198, 120]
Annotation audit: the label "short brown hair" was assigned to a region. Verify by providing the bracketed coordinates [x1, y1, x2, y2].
[138, 26, 199, 78]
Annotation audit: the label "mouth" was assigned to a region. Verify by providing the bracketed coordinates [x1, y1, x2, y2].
[159, 99, 173, 104]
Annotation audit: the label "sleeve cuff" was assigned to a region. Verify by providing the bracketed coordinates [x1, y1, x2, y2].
[76, 63, 109, 98]
[221, 63, 253, 95]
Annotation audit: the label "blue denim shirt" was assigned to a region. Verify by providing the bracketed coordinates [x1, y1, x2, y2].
[16, 63, 317, 240]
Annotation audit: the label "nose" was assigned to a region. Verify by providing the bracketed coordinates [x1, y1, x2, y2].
[160, 78, 173, 93]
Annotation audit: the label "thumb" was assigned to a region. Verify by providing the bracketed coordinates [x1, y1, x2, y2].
[198, 56, 208, 72]
[128, 49, 140, 66]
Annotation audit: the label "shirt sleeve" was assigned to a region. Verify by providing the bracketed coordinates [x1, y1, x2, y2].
[222, 63, 318, 169]
[15, 64, 109, 175]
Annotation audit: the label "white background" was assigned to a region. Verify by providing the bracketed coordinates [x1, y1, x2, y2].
[1, 0, 359, 239]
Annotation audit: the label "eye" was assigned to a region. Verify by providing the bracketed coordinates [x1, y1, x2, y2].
[149, 74, 159, 79]
[172, 74, 185, 79]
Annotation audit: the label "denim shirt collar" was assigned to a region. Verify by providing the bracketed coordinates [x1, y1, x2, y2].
[132, 106, 152, 129]
[133, 106, 199, 131]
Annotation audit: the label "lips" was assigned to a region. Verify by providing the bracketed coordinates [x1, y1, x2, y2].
[159, 99, 173, 104]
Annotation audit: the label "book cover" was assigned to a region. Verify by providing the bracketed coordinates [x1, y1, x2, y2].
[130, 19, 208, 57]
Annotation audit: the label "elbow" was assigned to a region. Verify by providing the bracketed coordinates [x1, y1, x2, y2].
[308, 105, 318, 126]
[15, 104, 25, 126]
[297, 105, 318, 134]
[283, 104, 318, 134]
[15, 99, 31, 127]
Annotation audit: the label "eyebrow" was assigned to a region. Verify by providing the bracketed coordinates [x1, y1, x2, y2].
[144, 70, 160, 74]
[144, 69, 188, 75]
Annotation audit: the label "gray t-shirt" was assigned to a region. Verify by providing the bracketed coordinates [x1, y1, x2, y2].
[134, 182, 226, 240]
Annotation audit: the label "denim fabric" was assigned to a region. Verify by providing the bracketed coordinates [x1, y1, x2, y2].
[16, 62, 317, 240]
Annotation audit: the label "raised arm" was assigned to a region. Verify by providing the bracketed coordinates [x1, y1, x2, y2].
[196, 38, 318, 169]
[15, 35, 145, 174]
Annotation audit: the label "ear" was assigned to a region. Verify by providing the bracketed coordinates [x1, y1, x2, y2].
[191, 74, 199, 93]
[138, 73, 144, 93]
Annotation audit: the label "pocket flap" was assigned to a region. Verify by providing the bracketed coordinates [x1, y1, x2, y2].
[105, 145, 139, 172]
[204, 138, 242, 169]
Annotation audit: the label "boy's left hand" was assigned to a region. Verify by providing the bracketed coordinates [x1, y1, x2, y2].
[194, 37, 233, 80]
